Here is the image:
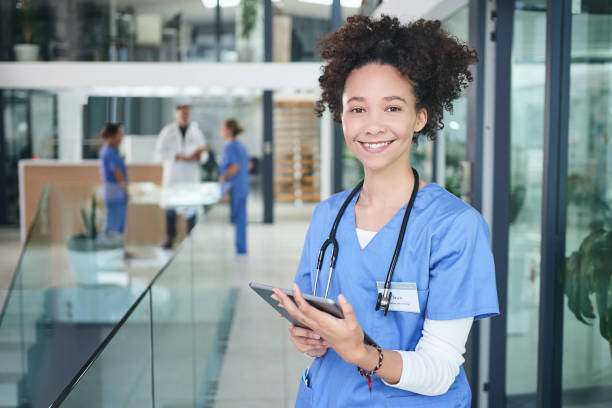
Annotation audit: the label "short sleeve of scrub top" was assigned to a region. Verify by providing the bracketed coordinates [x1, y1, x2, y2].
[220, 143, 238, 174]
[427, 207, 499, 321]
[295, 225, 313, 295]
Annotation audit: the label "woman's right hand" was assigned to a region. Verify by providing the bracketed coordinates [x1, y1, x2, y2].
[289, 325, 329, 358]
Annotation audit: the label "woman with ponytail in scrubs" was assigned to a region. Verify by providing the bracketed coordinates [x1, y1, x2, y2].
[219, 119, 250, 255]
[99, 123, 128, 236]
[273, 16, 499, 407]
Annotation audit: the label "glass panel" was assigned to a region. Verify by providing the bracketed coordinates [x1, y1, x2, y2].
[0, 182, 181, 407]
[1, 90, 58, 225]
[2, 0, 265, 62]
[151, 230, 196, 407]
[273, 0, 331, 62]
[0, 188, 51, 407]
[441, 6, 468, 197]
[0, 0, 391, 62]
[151, 202, 233, 407]
[190, 206, 234, 407]
[506, 6, 547, 405]
[562, 6, 612, 407]
[59, 290, 153, 408]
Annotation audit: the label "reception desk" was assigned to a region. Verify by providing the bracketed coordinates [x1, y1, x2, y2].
[18, 160, 190, 244]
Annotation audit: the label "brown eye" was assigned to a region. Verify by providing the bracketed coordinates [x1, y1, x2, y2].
[350, 107, 365, 113]
[386, 106, 401, 112]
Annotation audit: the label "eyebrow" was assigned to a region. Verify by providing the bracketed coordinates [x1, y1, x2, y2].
[346, 96, 408, 104]
[383, 96, 408, 103]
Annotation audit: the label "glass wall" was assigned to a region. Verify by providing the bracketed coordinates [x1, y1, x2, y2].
[561, 6, 612, 407]
[0, 0, 374, 62]
[506, 2, 546, 405]
[441, 6, 468, 197]
[1, 0, 259, 62]
[0, 90, 57, 225]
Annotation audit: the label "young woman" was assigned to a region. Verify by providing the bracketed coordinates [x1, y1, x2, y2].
[273, 16, 499, 407]
[219, 119, 250, 254]
[99, 123, 128, 235]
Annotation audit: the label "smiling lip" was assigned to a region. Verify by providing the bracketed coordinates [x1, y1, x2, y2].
[359, 140, 394, 153]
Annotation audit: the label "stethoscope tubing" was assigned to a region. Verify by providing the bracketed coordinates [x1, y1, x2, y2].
[383, 168, 420, 291]
[313, 168, 420, 308]
[313, 180, 363, 298]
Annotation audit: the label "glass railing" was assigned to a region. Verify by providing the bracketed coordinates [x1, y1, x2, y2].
[53, 209, 237, 407]
[0, 181, 225, 408]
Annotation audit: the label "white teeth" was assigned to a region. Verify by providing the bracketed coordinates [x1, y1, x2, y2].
[363, 141, 390, 149]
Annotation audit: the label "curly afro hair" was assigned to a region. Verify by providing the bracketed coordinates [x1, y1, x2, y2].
[315, 15, 478, 142]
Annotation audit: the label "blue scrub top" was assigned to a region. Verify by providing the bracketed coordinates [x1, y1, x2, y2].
[220, 140, 249, 199]
[100, 145, 128, 202]
[294, 183, 499, 407]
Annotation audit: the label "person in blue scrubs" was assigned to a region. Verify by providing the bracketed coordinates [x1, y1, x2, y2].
[99, 123, 128, 235]
[219, 119, 250, 254]
[273, 16, 499, 407]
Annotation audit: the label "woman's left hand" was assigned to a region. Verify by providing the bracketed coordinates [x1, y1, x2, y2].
[273, 284, 368, 366]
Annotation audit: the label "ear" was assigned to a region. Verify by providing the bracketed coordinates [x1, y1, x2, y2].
[414, 109, 427, 132]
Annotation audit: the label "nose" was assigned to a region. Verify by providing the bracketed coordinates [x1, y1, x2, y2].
[365, 114, 385, 136]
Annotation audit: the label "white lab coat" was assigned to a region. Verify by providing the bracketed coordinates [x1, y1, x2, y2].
[155, 122, 209, 185]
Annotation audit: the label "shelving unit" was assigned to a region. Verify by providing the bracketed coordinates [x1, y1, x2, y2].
[274, 99, 321, 203]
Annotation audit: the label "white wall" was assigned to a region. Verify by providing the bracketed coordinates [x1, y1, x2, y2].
[57, 91, 87, 162]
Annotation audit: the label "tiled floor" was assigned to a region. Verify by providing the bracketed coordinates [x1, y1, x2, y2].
[213, 220, 314, 408]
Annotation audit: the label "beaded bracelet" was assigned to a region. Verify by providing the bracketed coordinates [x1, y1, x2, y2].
[357, 344, 383, 392]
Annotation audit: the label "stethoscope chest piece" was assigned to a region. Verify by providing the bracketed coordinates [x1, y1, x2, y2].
[376, 289, 392, 316]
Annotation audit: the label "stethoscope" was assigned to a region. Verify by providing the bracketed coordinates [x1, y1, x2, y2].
[313, 168, 420, 316]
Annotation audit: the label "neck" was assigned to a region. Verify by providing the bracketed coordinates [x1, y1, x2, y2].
[359, 161, 415, 209]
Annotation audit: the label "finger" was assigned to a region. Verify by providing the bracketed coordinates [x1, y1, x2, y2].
[305, 347, 328, 358]
[337, 294, 357, 322]
[273, 288, 296, 309]
[292, 284, 310, 311]
[292, 284, 326, 324]
[291, 334, 327, 347]
[275, 287, 316, 329]
[289, 325, 321, 339]
[294, 336, 327, 348]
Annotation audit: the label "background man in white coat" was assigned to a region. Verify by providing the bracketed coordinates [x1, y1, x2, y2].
[156, 105, 210, 249]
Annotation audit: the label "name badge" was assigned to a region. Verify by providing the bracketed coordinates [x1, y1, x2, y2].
[376, 282, 420, 313]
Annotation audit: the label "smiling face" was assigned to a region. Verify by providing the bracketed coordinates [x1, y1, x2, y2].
[341, 63, 427, 175]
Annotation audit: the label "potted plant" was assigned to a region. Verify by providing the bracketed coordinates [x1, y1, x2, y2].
[67, 195, 124, 285]
[562, 222, 612, 355]
[561, 172, 611, 356]
[237, 0, 259, 62]
[14, 0, 40, 61]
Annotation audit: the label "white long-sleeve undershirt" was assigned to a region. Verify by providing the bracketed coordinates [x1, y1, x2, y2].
[383, 317, 473, 395]
[356, 228, 474, 396]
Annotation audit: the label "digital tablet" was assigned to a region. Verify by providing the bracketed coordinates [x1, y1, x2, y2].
[249, 281, 376, 346]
